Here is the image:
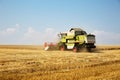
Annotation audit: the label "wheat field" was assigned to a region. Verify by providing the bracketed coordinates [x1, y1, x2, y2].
[0, 45, 120, 80]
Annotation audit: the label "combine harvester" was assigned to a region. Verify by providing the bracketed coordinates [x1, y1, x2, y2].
[44, 28, 96, 52]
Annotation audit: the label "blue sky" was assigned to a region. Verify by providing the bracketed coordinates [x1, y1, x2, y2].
[0, 0, 120, 45]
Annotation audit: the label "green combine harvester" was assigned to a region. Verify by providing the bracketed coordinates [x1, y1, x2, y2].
[44, 28, 96, 52]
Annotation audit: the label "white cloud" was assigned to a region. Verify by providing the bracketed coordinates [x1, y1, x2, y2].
[0, 25, 59, 44]
[6, 28, 16, 33]
[15, 24, 20, 28]
[23, 27, 40, 39]
[0, 25, 19, 36]
[22, 27, 58, 44]
[45, 28, 54, 33]
[93, 30, 120, 45]
[0, 24, 21, 44]
[0, 28, 15, 35]
[0, 24, 120, 45]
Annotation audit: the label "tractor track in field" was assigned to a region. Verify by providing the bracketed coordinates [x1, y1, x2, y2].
[84, 59, 120, 68]
[0, 59, 120, 74]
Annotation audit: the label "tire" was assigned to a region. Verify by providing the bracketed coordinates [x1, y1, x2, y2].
[87, 48, 92, 52]
[59, 44, 66, 51]
[60, 46, 64, 51]
[73, 46, 78, 52]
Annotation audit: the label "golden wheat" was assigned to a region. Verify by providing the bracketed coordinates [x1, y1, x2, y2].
[0, 45, 120, 80]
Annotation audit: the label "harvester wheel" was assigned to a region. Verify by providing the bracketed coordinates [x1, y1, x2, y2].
[59, 44, 66, 51]
[73, 46, 78, 52]
[87, 48, 92, 52]
[60, 46, 64, 51]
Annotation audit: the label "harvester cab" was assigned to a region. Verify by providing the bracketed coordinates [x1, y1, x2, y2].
[58, 32, 67, 39]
